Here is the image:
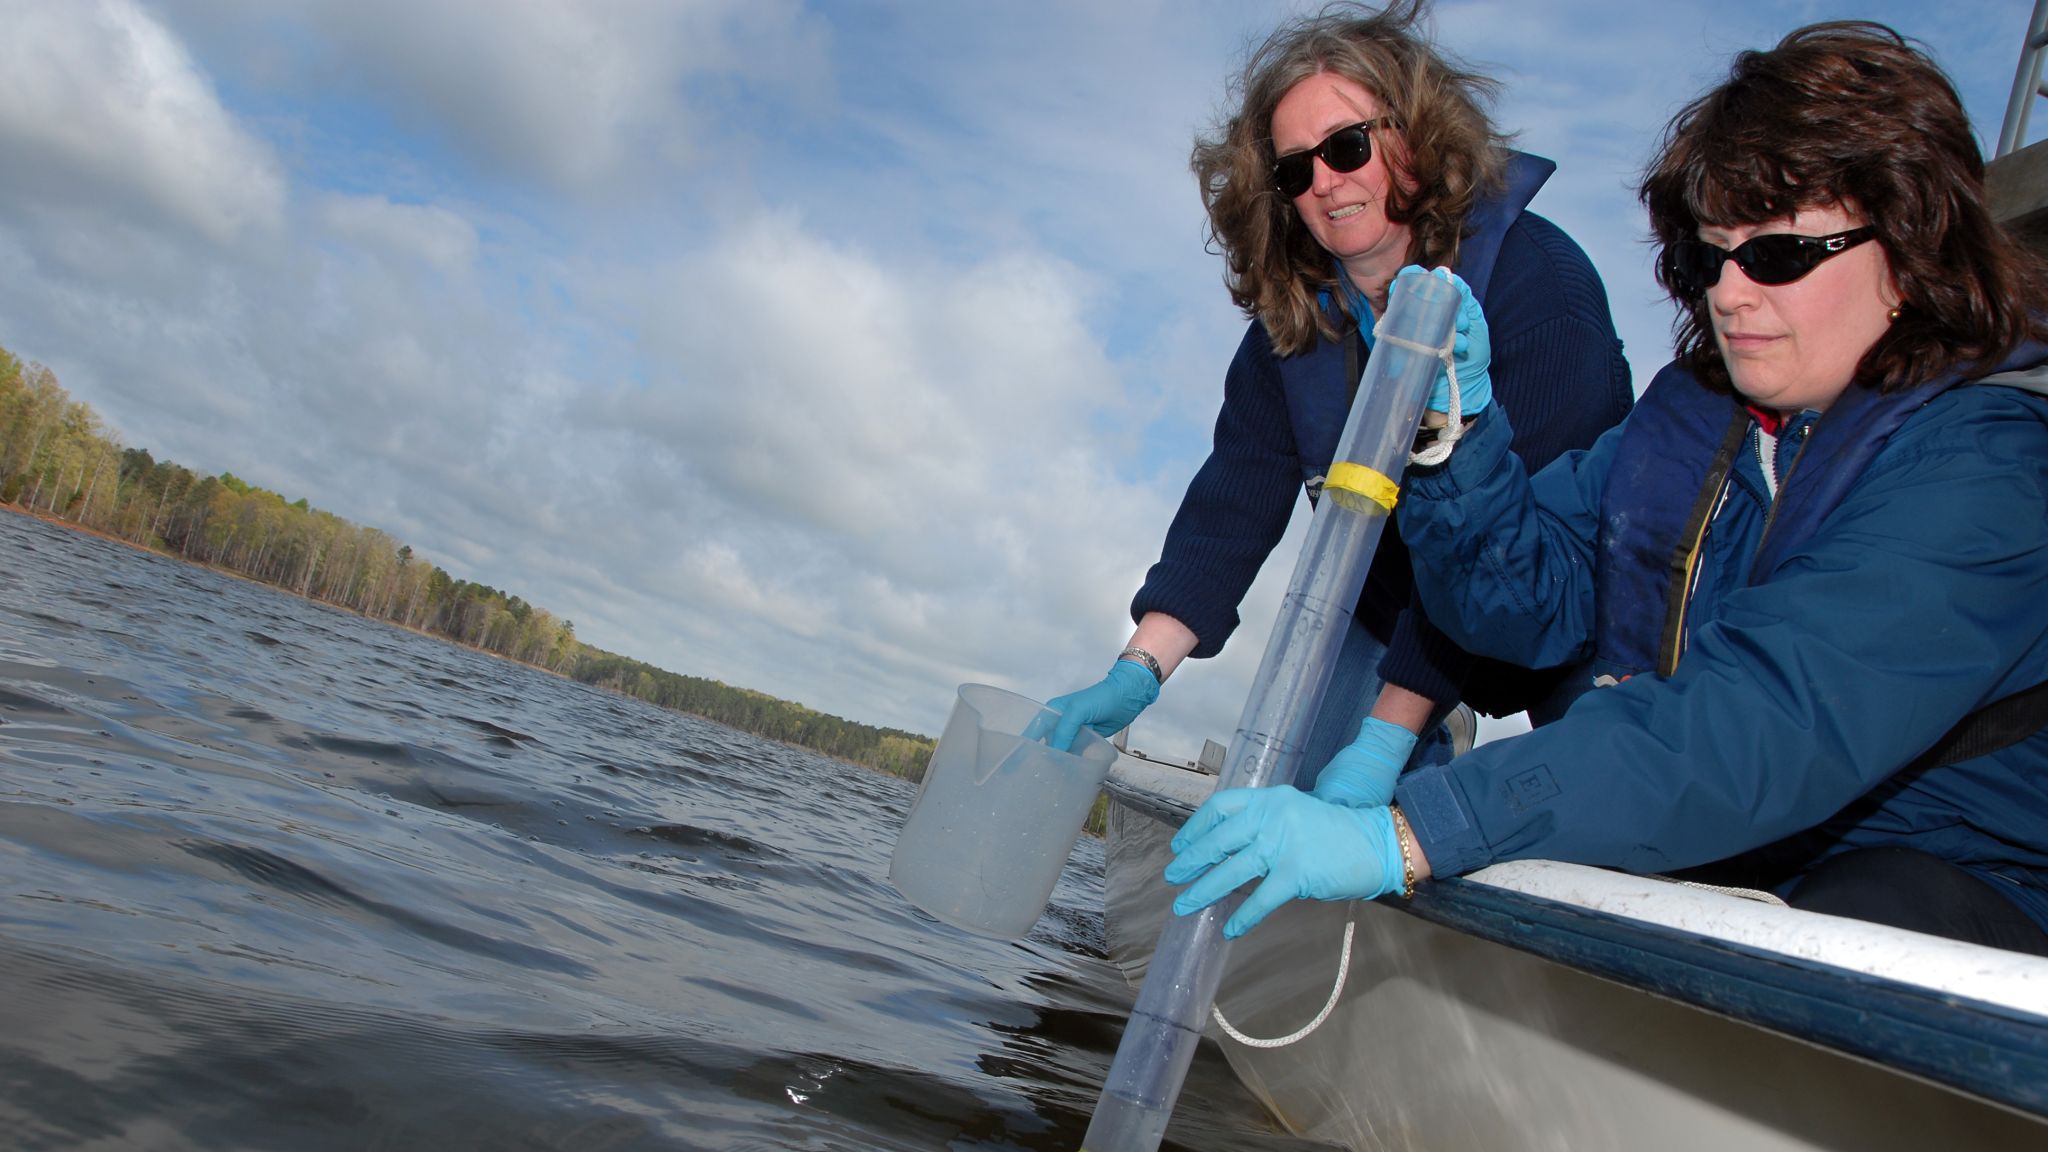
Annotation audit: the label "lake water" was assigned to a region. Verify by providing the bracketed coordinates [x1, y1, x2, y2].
[0, 510, 1322, 1151]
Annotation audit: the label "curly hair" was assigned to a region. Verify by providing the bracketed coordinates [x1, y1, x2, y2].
[1641, 21, 2048, 394]
[1192, 0, 1510, 355]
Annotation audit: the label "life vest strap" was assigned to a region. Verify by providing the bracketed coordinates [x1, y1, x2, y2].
[1907, 679, 2048, 772]
[1658, 409, 1752, 677]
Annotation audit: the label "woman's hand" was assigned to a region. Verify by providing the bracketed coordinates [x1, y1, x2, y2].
[1393, 265, 1492, 418]
[1310, 715, 1416, 808]
[1039, 659, 1159, 752]
[1165, 787, 1403, 938]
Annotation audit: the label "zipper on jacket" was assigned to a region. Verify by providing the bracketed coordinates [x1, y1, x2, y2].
[1755, 422, 1816, 561]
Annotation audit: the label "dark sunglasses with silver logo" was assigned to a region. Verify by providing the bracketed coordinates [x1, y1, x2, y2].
[1663, 227, 1879, 298]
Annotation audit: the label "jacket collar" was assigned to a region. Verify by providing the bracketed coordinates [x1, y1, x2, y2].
[1960, 339, 2048, 390]
[1457, 151, 1554, 304]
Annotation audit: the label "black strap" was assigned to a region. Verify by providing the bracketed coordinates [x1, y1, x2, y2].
[1671, 682, 2048, 893]
[1344, 324, 1366, 407]
[1906, 679, 2048, 772]
[1896, 367, 2048, 768]
[1658, 409, 1751, 677]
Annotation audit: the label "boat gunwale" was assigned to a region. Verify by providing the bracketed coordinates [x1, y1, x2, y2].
[1396, 871, 2048, 1119]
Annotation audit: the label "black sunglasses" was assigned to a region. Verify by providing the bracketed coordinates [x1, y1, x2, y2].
[1272, 119, 1385, 198]
[1663, 227, 1878, 298]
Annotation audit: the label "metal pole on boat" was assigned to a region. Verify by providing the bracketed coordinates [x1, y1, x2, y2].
[1080, 272, 1461, 1151]
[1997, 0, 2048, 158]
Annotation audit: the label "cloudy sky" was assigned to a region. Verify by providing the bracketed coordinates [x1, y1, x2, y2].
[1, 0, 2035, 760]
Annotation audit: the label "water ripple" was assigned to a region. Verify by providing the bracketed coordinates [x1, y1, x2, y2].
[0, 511, 1313, 1151]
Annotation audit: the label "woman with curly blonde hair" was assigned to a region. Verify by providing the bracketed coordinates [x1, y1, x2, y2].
[1046, 0, 1631, 805]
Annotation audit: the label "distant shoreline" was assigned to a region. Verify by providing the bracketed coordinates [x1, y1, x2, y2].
[0, 499, 933, 781]
[1, 498, 565, 682]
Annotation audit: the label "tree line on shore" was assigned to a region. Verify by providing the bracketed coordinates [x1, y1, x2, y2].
[0, 344, 935, 781]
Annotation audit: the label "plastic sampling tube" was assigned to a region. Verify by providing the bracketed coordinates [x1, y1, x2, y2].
[1080, 271, 1461, 1152]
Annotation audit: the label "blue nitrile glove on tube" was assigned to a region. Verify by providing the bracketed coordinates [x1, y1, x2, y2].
[1311, 715, 1416, 808]
[1165, 789, 1403, 938]
[1392, 265, 1492, 418]
[1043, 658, 1159, 752]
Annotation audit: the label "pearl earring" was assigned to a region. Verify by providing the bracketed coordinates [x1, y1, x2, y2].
[1888, 307, 1901, 322]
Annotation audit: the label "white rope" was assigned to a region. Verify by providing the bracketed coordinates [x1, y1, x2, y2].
[1371, 317, 1465, 467]
[1210, 916, 1356, 1048]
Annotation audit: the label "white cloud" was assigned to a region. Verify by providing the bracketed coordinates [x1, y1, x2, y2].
[545, 213, 1182, 733]
[316, 195, 480, 276]
[0, 0, 284, 245]
[166, 0, 833, 191]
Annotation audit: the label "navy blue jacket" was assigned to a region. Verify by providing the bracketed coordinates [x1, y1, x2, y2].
[1395, 351, 2048, 929]
[1132, 154, 1633, 716]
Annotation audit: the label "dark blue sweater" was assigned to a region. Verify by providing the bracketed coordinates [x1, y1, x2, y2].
[1132, 157, 1632, 715]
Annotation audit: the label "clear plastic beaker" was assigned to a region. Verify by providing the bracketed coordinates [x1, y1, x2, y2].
[890, 683, 1117, 938]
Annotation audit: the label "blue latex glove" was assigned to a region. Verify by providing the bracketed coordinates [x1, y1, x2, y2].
[1310, 716, 1417, 808]
[1041, 659, 1159, 752]
[1392, 265, 1491, 417]
[1165, 787, 1403, 938]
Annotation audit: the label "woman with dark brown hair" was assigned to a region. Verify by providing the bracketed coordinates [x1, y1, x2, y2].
[1042, 1, 1631, 809]
[1167, 21, 2048, 955]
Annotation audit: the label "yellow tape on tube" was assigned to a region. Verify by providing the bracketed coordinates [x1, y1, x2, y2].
[1323, 461, 1399, 512]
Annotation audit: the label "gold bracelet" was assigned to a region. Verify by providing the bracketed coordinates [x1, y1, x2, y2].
[1388, 805, 1417, 899]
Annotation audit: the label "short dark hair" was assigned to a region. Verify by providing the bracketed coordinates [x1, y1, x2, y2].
[1192, 0, 1509, 355]
[1641, 21, 2048, 394]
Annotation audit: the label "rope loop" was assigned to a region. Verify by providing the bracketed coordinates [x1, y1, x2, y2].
[1371, 312, 1464, 467]
[1211, 916, 1355, 1048]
